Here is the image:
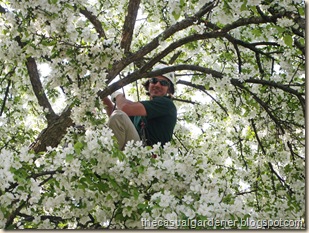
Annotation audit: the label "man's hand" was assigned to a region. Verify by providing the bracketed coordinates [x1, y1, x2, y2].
[102, 97, 114, 117]
[111, 91, 123, 103]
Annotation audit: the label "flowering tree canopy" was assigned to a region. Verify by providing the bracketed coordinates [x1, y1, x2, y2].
[0, 0, 305, 229]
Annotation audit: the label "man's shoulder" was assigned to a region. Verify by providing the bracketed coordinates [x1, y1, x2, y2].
[141, 96, 172, 104]
[151, 96, 175, 108]
[153, 96, 174, 103]
[141, 96, 176, 112]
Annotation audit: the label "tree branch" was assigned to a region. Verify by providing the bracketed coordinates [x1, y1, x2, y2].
[243, 78, 305, 116]
[0, 75, 12, 117]
[173, 97, 197, 105]
[14, 35, 58, 123]
[5, 200, 27, 229]
[224, 33, 279, 59]
[105, 0, 290, 90]
[17, 213, 65, 228]
[234, 80, 285, 134]
[236, 189, 257, 196]
[206, 15, 283, 61]
[29, 106, 73, 153]
[255, 52, 265, 75]
[267, 161, 294, 196]
[251, 119, 294, 196]
[220, 11, 287, 33]
[145, 32, 225, 68]
[79, 6, 107, 39]
[121, 0, 141, 53]
[232, 42, 242, 73]
[178, 79, 228, 115]
[105, 1, 216, 82]
[26, 57, 58, 122]
[98, 64, 222, 98]
[0, 4, 5, 13]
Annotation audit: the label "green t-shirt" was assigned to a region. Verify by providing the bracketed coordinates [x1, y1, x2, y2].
[132, 96, 177, 146]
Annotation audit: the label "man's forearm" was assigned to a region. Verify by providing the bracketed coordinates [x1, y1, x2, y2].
[115, 95, 147, 116]
[115, 94, 133, 111]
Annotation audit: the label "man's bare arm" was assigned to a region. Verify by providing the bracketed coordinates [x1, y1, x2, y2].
[115, 94, 147, 116]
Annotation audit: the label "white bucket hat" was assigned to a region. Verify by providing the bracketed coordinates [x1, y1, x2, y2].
[152, 64, 175, 85]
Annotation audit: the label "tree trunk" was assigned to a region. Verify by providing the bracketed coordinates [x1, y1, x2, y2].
[29, 107, 73, 154]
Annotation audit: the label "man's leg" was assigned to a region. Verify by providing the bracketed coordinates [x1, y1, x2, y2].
[108, 110, 141, 150]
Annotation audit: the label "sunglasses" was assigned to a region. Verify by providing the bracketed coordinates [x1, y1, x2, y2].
[149, 77, 170, 86]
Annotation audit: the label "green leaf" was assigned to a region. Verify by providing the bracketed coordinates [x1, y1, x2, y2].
[120, 190, 130, 198]
[283, 35, 293, 47]
[41, 39, 57, 46]
[240, 0, 248, 11]
[137, 203, 148, 210]
[172, 10, 180, 20]
[49, 0, 58, 4]
[299, 6, 305, 16]
[133, 187, 139, 200]
[110, 178, 118, 189]
[106, 194, 113, 201]
[74, 141, 84, 154]
[275, 25, 285, 33]
[98, 182, 109, 192]
[66, 154, 74, 162]
[137, 165, 145, 174]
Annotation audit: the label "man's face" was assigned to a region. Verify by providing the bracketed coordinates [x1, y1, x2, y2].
[148, 76, 170, 97]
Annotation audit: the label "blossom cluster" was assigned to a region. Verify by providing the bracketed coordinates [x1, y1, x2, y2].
[0, 112, 305, 229]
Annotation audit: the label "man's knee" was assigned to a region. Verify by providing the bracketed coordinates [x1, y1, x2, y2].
[107, 110, 140, 150]
[108, 110, 127, 128]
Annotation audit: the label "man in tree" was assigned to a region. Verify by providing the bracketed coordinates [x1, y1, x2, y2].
[102, 65, 177, 150]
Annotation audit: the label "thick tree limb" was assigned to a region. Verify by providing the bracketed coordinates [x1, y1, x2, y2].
[143, 16, 283, 74]
[98, 64, 222, 98]
[105, 1, 216, 82]
[22, 46, 74, 154]
[26, 57, 58, 122]
[29, 107, 73, 153]
[101, 3, 291, 91]
[15, 37, 58, 123]
[220, 11, 287, 33]
[121, 0, 141, 53]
